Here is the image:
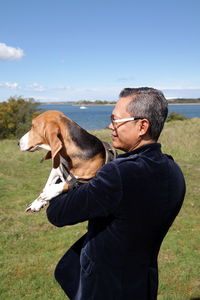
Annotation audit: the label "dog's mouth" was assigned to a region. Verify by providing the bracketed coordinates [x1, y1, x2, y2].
[27, 144, 51, 152]
[27, 145, 42, 152]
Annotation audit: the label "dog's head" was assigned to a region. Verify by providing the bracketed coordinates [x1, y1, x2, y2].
[19, 111, 67, 168]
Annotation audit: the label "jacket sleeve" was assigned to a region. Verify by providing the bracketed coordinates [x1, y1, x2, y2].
[46, 161, 123, 227]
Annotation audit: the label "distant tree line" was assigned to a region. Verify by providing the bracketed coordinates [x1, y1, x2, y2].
[76, 98, 200, 105]
[0, 97, 41, 139]
[76, 100, 116, 105]
[40, 98, 200, 105]
[168, 98, 200, 103]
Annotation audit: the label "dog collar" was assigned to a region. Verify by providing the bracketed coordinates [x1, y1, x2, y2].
[102, 141, 117, 164]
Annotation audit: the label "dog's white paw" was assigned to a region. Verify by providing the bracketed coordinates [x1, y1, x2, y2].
[26, 198, 47, 212]
[25, 182, 65, 212]
[40, 182, 65, 201]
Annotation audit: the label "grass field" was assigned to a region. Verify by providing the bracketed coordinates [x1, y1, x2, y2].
[0, 118, 200, 300]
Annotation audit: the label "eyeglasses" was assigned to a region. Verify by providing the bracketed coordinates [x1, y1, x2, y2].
[110, 116, 144, 125]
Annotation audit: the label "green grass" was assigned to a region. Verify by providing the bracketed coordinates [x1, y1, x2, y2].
[0, 119, 200, 299]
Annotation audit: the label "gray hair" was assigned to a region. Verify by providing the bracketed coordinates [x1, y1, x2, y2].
[119, 87, 168, 141]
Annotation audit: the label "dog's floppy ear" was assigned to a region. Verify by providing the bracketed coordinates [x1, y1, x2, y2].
[44, 122, 62, 168]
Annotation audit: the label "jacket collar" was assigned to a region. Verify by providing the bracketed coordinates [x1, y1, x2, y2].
[117, 143, 161, 159]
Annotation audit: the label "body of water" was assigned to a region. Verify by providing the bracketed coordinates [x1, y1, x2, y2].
[39, 104, 200, 130]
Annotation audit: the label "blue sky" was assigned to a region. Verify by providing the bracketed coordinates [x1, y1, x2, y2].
[0, 0, 200, 102]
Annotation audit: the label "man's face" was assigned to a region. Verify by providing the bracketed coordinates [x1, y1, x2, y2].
[109, 96, 143, 152]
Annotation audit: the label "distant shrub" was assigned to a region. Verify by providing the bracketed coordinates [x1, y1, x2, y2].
[0, 96, 41, 139]
[166, 112, 187, 122]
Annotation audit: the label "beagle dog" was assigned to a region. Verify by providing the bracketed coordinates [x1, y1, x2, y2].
[19, 110, 116, 212]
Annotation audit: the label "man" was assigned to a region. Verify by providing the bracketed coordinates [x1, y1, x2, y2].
[46, 87, 186, 300]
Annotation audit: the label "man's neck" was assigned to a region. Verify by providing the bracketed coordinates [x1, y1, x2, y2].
[129, 138, 156, 152]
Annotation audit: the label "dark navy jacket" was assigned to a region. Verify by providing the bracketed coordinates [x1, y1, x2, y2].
[47, 143, 185, 300]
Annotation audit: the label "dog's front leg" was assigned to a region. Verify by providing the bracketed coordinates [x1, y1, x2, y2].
[26, 196, 48, 212]
[26, 167, 67, 212]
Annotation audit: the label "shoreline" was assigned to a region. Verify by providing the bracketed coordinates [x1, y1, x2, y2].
[168, 102, 200, 105]
[40, 102, 200, 106]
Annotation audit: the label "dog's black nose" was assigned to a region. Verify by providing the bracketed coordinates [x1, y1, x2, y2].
[17, 141, 20, 146]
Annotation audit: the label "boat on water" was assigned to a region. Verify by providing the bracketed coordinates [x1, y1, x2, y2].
[80, 106, 87, 109]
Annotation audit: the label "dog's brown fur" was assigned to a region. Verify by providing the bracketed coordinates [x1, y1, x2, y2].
[31, 110, 106, 178]
[19, 110, 117, 211]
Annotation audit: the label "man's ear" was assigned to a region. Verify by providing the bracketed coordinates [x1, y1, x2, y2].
[44, 122, 62, 168]
[138, 119, 150, 137]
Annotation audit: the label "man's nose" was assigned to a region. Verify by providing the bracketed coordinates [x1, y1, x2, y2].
[108, 122, 114, 130]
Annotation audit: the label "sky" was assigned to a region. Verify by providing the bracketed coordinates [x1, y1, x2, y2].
[0, 0, 200, 102]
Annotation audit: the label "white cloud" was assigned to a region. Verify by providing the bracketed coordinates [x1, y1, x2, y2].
[0, 81, 21, 89]
[27, 83, 46, 92]
[0, 42, 24, 60]
[52, 85, 121, 101]
[116, 76, 135, 82]
[30, 95, 60, 101]
[1, 83, 199, 103]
